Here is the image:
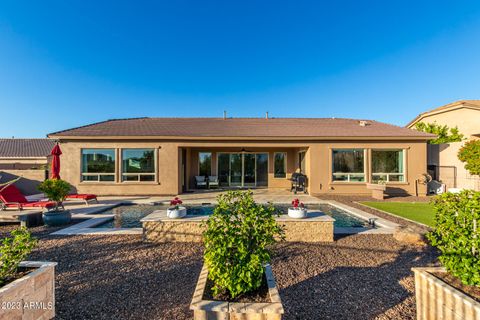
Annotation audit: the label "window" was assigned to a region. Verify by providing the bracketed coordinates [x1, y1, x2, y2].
[81, 149, 116, 182]
[198, 152, 212, 177]
[372, 150, 405, 182]
[121, 149, 155, 182]
[332, 149, 365, 182]
[274, 152, 287, 178]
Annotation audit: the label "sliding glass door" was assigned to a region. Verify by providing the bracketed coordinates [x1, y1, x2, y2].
[217, 153, 268, 187]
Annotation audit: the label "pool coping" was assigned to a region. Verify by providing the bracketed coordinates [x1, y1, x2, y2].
[51, 199, 399, 236]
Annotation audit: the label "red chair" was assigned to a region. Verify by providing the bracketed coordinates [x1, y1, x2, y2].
[65, 194, 98, 205]
[0, 184, 56, 211]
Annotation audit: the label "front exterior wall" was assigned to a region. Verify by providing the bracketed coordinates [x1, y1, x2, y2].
[58, 139, 428, 196]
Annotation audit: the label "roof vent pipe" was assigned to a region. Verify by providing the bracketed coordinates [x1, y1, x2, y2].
[223, 111, 227, 120]
[266, 111, 269, 119]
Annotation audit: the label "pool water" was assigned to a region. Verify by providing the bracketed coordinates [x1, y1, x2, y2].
[93, 203, 370, 228]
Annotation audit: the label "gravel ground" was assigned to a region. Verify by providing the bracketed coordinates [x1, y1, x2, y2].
[0, 222, 438, 320]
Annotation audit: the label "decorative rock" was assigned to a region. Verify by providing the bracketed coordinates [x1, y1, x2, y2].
[393, 227, 427, 246]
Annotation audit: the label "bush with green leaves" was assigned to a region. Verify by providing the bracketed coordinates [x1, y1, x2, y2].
[427, 191, 480, 286]
[414, 121, 464, 144]
[458, 140, 480, 176]
[38, 179, 71, 211]
[203, 191, 284, 298]
[0, 228, 38, 286]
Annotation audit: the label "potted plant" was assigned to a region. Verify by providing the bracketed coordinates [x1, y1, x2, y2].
[288, 198, 308, 218]
[0, 228, 57, 319]
[412, 190, 480, 320]
[366, 178, 387, 200]
[38, 179, 72, 226]
[167, 197, 187, 218]
[190, 191, 285, 319]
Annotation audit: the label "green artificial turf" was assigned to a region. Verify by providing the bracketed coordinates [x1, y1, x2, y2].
[361, 201, 436, 227]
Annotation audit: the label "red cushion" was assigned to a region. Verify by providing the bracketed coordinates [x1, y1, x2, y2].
[0, 185, 28, 203]
[66, 194, 97, 200]
[21, 201, 56, 208]
[3, 201, 55, 209]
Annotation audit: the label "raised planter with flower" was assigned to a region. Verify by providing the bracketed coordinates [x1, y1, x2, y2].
[167, 197, 186, 219]
[413, 190, 480, 320]
[0, 228, 57, 320]
[190, 191, 285, 319]
[288, 198, 308, 219]
[38, 179, 72, 226]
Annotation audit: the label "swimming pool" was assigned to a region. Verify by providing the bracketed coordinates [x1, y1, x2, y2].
[93, 203, 371, 229]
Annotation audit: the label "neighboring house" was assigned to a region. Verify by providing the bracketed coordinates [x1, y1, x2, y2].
[48, 117, 433, 196]
[0, 138, 55, 195]
[406, 100, 480, 191]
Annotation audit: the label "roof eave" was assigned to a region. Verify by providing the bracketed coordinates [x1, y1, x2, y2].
[49, 135, 435, 141]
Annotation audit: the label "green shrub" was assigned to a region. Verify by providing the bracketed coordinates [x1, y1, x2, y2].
[427, 191, 480, 286]
[38, 179, 71, 211]
[0, 228, 38, 286]
[458, 140, 480, 176]
[203, 191, 284, 298]
[414, 121, 464, 144]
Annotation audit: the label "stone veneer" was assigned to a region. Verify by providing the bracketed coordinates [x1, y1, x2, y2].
[412, 267, 480, 320]
[0, 261, 57, 320]
[142, 210, 334, 243]
[190, 264, 284, 320]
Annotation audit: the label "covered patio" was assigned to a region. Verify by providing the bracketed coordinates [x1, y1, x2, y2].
[180, 145, 308, 192]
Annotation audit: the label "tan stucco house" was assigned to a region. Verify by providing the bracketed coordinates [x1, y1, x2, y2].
[48, 117, 434, 196]
[407, 100, 480, 191]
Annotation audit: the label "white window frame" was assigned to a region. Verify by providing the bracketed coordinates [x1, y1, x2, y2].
[371, 149, 406, 183]
[331, 149, 366, 182]
[273, 152, 287, 179]
[80, 148, 116, 183]
[198, 152, 212, 176]
[120, 148, 157, 183]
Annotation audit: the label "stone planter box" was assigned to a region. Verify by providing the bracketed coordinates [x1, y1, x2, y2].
[190, 264, 284, 320]
[142, 210, 334, 243]
[366, 183, 387, 200]
[0, 261, 57, 320]
[412, 267, 480, 320]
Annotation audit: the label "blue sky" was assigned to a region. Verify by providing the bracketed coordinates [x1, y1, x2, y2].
[1, 1, 480, 137]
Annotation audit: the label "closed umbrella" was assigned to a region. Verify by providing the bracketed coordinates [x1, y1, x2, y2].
[50, 143, 62, 179]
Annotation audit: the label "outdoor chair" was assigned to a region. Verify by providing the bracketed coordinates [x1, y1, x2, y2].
[195, 176, 207, 188]
[208, 176, 219, 188]
[0, 184, 57, 211]
[65, 193, 98, 205]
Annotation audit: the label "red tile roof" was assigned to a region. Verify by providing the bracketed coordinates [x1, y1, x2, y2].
[0, 139, 55, 158]
[48, 117, 435, 139]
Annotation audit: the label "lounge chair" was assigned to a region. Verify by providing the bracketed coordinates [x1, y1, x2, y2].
[195, 176, 207, 188]
[0, 184, 56, 211]
[65, 193, 98, 205]
[208, 176, 219, 188]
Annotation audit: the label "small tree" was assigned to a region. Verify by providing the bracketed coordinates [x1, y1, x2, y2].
[427, 191, 480, 286]
[414, 121, 464, 144]
[38, 179, 71, 211]
[203, 191, 284, 298]
[458, 140, 480, 176]
[0, 228, 37, 286]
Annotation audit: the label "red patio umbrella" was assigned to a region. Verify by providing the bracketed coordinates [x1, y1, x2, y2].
[50, 143, 62, 179]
